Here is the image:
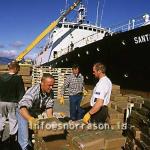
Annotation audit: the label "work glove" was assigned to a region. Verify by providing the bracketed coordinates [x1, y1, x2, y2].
[60, 96, 64, 105]
[83, 89, 88, 96]
[82, 112, 91, 124]
[59, 112, 65, 118]
[28, 117, 39, 130]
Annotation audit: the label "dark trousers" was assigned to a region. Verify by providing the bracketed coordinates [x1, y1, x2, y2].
[85, 106, 108, 124]
[69, 95, 84, 121]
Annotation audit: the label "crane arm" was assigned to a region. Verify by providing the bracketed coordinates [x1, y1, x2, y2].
[16, 0, 80, 62]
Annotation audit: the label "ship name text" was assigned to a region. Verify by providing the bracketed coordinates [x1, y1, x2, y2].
[134, 34, 150, 44]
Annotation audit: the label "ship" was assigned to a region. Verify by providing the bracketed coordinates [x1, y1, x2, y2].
[35, 2, 150, 92]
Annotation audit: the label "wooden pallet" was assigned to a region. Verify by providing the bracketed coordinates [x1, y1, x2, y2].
[32, 66, 72, 101]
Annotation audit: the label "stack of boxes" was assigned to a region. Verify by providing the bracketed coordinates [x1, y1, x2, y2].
[34, 118, 65, 150]
[0, 64, 32, 90]
[65, 128, 126, 150]
[19, 64, 32, 90]
[0, 65, 8, 74]
[125, 98, 150, 149]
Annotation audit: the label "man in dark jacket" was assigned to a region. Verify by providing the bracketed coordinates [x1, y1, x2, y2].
[0, 61, 25, 147]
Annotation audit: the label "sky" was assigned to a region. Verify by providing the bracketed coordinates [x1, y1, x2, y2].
[0, 0, 149, 60]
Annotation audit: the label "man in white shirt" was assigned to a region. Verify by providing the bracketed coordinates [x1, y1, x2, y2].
[83, 62, 112, 124]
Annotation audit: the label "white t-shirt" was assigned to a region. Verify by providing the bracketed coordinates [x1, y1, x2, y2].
[90, 76, 112, 107]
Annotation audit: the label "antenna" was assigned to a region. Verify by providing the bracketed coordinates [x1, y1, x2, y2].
[85, 0, 88, 5]
[100, 0, 106, 27]
[65, 0, 68, 10]
[83, 0, 88, 22]
[96, 0, 100, 26]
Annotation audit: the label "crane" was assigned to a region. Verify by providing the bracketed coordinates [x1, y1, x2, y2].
[16, 0, 81, 62]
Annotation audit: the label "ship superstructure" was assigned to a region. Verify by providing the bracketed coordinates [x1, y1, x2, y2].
[35, 3, 111, 65]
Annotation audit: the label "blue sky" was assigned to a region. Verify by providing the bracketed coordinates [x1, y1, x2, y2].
[0, 0, 149, 59]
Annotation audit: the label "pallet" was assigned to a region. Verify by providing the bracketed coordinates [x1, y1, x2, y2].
[32, 66, 72, 101]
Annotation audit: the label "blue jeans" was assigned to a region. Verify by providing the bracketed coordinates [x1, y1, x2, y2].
[69, 95, 84, 121]
[16, 109, 32, 150]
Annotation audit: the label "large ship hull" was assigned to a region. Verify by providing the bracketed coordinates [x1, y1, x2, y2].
[44, 24, 150, 91]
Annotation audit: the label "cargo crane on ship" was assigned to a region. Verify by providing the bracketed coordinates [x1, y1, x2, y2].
[15, 0, 81, 62]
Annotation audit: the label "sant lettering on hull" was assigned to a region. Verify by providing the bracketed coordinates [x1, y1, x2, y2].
[134, 34, 150, 44]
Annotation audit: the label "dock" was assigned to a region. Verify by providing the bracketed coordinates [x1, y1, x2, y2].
[0, 64, 150, 150]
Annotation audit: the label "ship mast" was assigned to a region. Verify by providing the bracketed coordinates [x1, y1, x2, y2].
[96, 1, 100, 26]
[77, 3, 86, 23]
[100, 0, 106, 27]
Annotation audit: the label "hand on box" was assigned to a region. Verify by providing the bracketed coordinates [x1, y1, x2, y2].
[28, 117, 39, 130]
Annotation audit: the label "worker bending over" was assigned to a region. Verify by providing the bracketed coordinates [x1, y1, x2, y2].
[17, 73, 55, 150]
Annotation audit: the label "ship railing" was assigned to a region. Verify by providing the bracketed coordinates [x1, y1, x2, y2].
[110, 13, 150, 33]
[57, 14, 150, 58]
[57, 31, 105, 57]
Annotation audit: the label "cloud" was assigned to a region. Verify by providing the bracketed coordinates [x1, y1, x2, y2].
[10, 41, 24, 49]
[0, 50, 17, 58]
[0, 44, 5, 48]
[0, 49, 37, 60]
[25, 53, 37, 60]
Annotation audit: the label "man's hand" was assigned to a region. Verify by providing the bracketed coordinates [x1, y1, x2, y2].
[28, 117, 39, 130]
[83, 89, 88, 96]
[60, 96, 64, 105]
[82, 112, 91, 124]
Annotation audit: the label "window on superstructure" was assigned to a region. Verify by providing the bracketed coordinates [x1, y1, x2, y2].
[97, 30, 100, 33]
[89, 28, 92, 31]
[57, 24, 62, 28]
[40, 51, 43, 55]
[69, 25, 73, 28]
[93, 28, 96, 32]
[74, 25, 78, 29]
[79, 26, 83, 29]
[64, 25, 68, 28]
[53, 51, 58, 58]
[84, 27, 87, 30]
[101, 30, 104, 33]
[47, 43, 50, 48]
[44, 45, 48, 51]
